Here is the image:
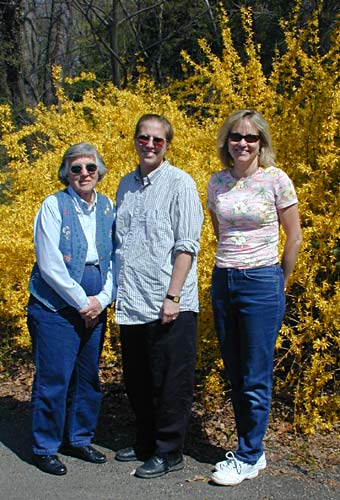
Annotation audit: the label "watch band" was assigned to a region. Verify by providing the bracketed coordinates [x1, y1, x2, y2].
[166, 294, 180, 303]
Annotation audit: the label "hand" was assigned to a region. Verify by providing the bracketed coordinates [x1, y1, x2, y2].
[79, 296, 103, 321]
[161, 298, 180, 324]
[84, 317, 100, 330]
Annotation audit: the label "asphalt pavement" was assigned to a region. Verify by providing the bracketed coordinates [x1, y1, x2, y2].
[1, 397, 339, 500]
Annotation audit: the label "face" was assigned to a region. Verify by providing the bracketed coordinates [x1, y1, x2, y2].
[227, 119, 260, 168]
[66, 155, 99, 203]
[135, 119, 169, 174]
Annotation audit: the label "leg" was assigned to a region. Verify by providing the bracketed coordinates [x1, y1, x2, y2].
[133, 313, 197, 479]
[64, 264, 107, 447]
[28, 297, 80, 455]
[64, 311, 106, 447]
[234, 265, 285, 463]
[212, 265, 285, 464]
[150, 312, 197, 456]
[211, 266, 244, 441]
[120, 324, 155, 452]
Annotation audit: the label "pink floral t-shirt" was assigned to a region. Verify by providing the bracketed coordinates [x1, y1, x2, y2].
[207, 166, 298, 269]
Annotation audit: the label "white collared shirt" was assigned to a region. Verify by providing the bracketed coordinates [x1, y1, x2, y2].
[33, 186, 114, 310]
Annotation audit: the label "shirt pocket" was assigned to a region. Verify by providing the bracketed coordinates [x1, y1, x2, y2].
[146, 209, 172, 244]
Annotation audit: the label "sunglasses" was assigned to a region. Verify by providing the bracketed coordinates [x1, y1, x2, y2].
[228, 132, 260, 143]
[137, 134, 166, 148]
[69, 163, 98, 174]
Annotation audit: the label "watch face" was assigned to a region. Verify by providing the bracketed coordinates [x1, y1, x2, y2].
[166, 294, 180, 303]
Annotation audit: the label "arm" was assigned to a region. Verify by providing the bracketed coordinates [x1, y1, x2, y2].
[278, 203, 302, 288]
[162, 181, 203, 323]
[208, 209, 219, 240]
[161, 251, 193, 324]
[35, 197, 89, 310]
[79, 263, 113, 321]
[80, 203, 116, 321]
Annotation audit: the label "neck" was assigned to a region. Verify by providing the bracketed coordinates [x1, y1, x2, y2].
[231, 160, 259, 179]
[80, 191, 95, 206]
[139, 161, 163, 178]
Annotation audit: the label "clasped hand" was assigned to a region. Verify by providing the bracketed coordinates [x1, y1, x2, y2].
[79, 296, 103, 329]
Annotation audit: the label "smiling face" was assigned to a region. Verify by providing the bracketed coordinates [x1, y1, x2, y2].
[66, 155, 99, 204]
[135, 119, 169, 176]
[228, 118, 261, 172]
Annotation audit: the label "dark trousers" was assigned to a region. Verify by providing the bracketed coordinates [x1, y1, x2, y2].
[28, 265, 106, 455]
[120, 311, 197, 457]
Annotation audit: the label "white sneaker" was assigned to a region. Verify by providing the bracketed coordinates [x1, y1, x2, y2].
[214, 451, 266, 471]
[211, 451, 260, 486]
[256, 452, 267, 471]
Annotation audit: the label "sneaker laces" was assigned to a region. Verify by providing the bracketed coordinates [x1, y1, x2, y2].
[218, 451, 241, 474]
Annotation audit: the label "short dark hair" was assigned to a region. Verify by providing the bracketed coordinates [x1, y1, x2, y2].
[134, 114, 174, 143]
[58, 143, 107, 186]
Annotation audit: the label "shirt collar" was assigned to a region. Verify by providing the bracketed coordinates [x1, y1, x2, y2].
[66, 185, 97, 213]
[134, 160, 170, 186]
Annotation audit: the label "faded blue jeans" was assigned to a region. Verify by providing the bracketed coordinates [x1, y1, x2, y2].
[28, 265, 106, 455]
[211, 264, 285, 464]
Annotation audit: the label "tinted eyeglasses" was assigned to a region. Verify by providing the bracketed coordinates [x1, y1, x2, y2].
[228, 132, 260, 143]
[69, 163, 98, 174]
[137, 134, 166, 148]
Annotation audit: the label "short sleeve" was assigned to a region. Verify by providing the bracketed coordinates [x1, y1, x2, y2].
[274, 169, 298, 210]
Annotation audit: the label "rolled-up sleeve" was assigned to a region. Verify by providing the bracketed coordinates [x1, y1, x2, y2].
[172, 186, 204, 256]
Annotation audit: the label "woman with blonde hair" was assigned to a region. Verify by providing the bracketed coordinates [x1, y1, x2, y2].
[208, 110, 302, 486]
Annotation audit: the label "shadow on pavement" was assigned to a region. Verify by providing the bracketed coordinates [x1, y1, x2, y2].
[96, 376, 224, 465]
[0, 376, 223, 468]
[0, 396, 32, 463]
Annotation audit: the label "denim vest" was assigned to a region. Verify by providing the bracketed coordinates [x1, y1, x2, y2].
[29, 190, 115, 311]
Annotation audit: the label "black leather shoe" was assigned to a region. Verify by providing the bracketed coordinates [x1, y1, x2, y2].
[32, 454, 67, 475]
[115, 446, 152, 462]
[115, 446, 138, 462]
[60, 445, 106, 464]
[135, 454, 184, 479]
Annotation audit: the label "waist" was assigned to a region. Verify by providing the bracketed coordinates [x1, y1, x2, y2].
[216, 262, 279, 271]
[81, 264, 102, 295]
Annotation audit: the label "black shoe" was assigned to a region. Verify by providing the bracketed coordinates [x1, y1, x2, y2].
[115, 446, 152, 462]
[60, 445, 106, 464]
[32, 454, 67, 475]
[135, 454, 184, 479]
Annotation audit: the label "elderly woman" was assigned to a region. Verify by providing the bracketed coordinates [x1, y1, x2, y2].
[27, 143, 116, 475]
[208, 110, 302, 486]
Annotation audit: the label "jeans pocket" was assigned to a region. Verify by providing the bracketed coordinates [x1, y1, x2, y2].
[243, 265, 280, 285]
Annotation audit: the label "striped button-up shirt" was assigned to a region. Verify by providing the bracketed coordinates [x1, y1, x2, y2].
[115, 161, 203, 324]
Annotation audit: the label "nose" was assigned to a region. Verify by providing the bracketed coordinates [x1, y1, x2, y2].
[79, 165, 90, 175]
[145, 137, 154, 146]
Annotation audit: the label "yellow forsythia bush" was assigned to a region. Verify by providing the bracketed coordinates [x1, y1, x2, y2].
[0, 2, 339, 434]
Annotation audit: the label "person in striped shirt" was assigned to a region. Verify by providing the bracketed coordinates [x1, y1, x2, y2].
[114, 114, 203, 479]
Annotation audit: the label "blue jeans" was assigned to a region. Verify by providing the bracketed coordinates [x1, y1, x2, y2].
[211, 264, 285, 464]
[28, 265, 106, 455]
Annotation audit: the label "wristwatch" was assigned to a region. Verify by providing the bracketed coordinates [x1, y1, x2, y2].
[166, 294, 181, 303]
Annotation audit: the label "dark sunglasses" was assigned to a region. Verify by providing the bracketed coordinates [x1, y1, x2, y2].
[228, 132, 260, 143]
[137, 134, 165, 148]
[69, 163, 98, 174]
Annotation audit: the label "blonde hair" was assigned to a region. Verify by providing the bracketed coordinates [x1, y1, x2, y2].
[217, 109, 276, 169]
